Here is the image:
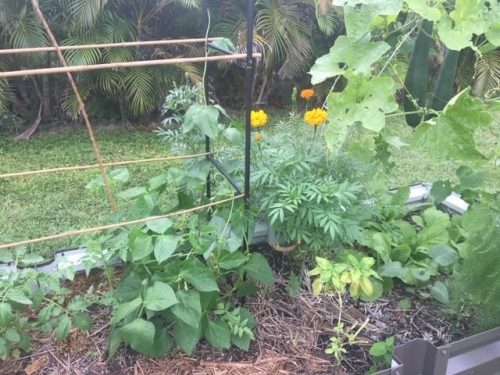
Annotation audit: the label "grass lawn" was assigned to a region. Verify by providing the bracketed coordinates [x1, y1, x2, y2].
[0, 127, 174, 257]
[0, 114, 498, 259]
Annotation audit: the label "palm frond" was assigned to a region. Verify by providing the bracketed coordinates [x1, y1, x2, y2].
[472, 49, 500, 98]
[65, 0, 108, 29]
[123, 67, 158, 116]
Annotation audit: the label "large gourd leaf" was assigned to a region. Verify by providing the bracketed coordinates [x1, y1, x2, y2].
[326, 74, 398, 152]
[309, 36, 390, 84]
[412, 89, 492, 162]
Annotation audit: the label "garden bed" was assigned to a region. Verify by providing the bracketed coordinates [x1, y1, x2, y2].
[0, 252, 466, 375]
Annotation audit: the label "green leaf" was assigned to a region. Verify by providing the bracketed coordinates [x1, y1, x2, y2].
[174, 320, 201, 355]
[369, 341, 388, 357]
[73, 312, 93, 331]
[184, 104, 220, 138]
[431, 180, 453, 204]
[110, 168, 130, 183]
[231, 333, 252, 351]
[6, 289, 32, 305]
[154, 235, 179, 263]
[437, 0, 494, 50]
[148, 173, 168, 192]
[398, 298, 412, 309]
[310, 36, 390, 84]
[174, 319, 201, 354]
[243, 253, 275, 285]
[108, 328, 122, 359]
[333, 0, 403, 41]
[143, 281, 178, 311]
[121, 318, 156, 355]
[406, 0, 442, 21]
[223, 128, 244, 144]
[210, 38, 236, 53]
[149, 328, 172, 357]
[326, 74, 398, 152]
[205, 319, 231, 349]
[218, 251, 248, 270]
[146, 218, 173, 234]
[428, 245, 458, 267]
[371, 232, 392, 264]
[5, 328, 20, 343]
[129, 231, 154, 261]
[111, 297, 142, 325]
[118, 187, 148, 200]
[430, 281, 450, 304]
[379, 262, 405, 278]
[418, 208, 450, 247]
[116, 274, 143, 301]
[56, 315, 72, 341]
[412, 89, 491, 162]
[456, 165, 485, 190]
[171, 290, 202, 328]
[180, 258, 219, 292]
[0, 303, 14, 326]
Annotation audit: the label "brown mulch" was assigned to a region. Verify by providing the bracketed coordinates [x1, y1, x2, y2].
[0, 265, 464, 375]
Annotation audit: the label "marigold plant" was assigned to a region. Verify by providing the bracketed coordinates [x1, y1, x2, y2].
[250, 110, 268, 128]
[254, 132, 263, 142]
[304, 108, 328, 126]
[300, 88, 315, 100]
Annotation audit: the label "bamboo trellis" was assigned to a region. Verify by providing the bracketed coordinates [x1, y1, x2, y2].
[0, 0, 257, 251]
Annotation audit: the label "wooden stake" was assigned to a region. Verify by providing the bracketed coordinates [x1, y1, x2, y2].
[0, 53, 261, 79]
[0, 153, 209, 179]
[0, 195, 244, 250]
[0, 37, 223, 55]
[30, 0, 116, 211]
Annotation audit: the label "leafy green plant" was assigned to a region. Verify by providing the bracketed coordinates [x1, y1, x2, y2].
[0, 248, 95, 359]
[161, 83, 202, 127]
[367, 336, 394, 373]
[309, 252, 373, 364]
[252, 118, 369, 252]
[362, 206, 458, 296]
[309, 253, 381, 300]
[449, 197, 500, 331]
[82, 164, 274, 357]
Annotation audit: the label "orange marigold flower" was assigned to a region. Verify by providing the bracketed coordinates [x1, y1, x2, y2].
[304, 108, 328, 126]
[300, 88, 315, 100]
[254, 133, 263, 142]
[251, 110, 268, 128]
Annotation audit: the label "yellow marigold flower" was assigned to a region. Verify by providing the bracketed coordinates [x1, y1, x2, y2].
[250, 110, 268, 128]
[300, 88, 315, 100]
[254, 132, 263, 142]
[304, 108, 328, 126]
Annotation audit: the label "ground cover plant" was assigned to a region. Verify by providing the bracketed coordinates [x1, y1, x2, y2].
[0, 0, 499, 374]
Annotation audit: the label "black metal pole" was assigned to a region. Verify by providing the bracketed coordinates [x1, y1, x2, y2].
[203, 0, 211, 201]
[244, 0, 255, 210]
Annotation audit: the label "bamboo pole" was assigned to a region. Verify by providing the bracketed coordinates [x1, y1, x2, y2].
[31, 0, 116, 211]
[0, 153, 209, 179]
[0, 195, 244, 250]
[0, 37, 224, 56]
[0, 53, 262, 79]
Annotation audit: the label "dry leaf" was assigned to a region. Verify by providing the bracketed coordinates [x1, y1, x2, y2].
[24, 356, 49, 375]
